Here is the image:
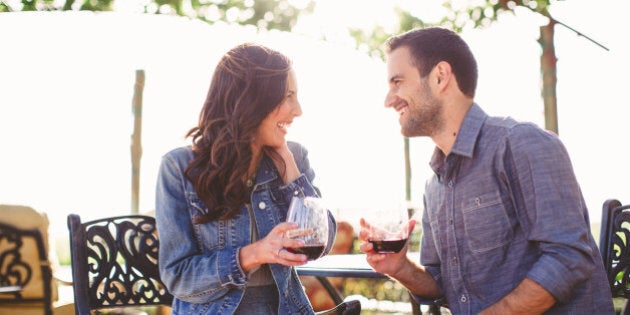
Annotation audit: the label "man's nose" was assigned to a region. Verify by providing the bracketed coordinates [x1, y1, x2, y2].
[384, 93, 399, 108]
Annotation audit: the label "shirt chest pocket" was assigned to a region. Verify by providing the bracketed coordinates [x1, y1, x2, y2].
[189, 198, 226, 251]
[461, 191, 512, 253]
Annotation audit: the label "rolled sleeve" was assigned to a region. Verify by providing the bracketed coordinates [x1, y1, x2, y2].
[507, 125, 597, 302]
[527, 251, 594, 303]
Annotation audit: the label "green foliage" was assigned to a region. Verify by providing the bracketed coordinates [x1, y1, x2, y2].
[442, 0, 552, 32]
[348, 0, 555, 60]
[0, 0, 315, 32]
[349, 6, 431, 61]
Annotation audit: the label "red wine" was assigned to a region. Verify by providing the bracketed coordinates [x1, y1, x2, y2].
[287, 244, 325, 260]
[369, 238, 407, 253]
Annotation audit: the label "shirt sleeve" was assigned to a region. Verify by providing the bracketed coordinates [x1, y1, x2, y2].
[504, 125, 597, 303]
[414, 194, 445, 302]
[155, 153, 247, 304]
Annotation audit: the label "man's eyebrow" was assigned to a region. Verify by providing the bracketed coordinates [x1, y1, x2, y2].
[389, 74, 402, 83]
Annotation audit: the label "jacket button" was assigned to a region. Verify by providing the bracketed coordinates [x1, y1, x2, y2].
[258, 202, 266, 210]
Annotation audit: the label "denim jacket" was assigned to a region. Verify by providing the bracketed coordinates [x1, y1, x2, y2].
[155, 141, 336, 315]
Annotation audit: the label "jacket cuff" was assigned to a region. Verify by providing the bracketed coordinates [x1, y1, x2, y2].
[218, 247, 247, 287]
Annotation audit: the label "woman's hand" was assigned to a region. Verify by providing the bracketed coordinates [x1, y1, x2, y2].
[358, 217, 416, 277]
[239, 222, 308, 272]
[272, 143, 300, 184]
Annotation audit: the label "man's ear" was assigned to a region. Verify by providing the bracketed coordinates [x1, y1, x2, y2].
[434, 61, 452, 84]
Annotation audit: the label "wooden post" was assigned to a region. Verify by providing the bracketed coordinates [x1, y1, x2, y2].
[131, 70, 144, 214]
[539, 20, 559, 134]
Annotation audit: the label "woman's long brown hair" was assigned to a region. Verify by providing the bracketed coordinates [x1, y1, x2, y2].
[185, 43, 291, 223]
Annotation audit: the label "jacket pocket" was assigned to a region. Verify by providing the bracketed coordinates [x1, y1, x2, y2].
[189, 197, 225, 250]
[461, 191, 512, 253]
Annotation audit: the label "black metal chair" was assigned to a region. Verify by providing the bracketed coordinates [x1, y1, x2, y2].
[600, 199, 630, 315]
[0, 221, 53, 315]
[68, 213, 359, 315]
[67, 214, 173, 315]
[316, 299, 360, 315]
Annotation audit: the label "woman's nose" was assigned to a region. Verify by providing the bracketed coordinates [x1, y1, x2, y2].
[293, 101, 303, 117]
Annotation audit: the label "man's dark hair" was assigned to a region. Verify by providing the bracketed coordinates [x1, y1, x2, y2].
[386, 27, 478, 98]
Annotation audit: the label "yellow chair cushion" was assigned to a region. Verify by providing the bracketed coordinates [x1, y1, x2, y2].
[0, 204, 58, 301]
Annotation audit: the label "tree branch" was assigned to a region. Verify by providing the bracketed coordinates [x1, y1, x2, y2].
[551, 17, 609, 51]
[523, 5, 609, 51]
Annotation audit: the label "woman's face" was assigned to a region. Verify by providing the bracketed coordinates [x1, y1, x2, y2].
[252, 69, 302, 150]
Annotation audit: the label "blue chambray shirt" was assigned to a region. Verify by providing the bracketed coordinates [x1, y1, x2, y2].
[417, 104, 613, 314]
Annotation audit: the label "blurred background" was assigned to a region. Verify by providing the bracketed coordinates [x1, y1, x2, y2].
[0, 2, 629, 311]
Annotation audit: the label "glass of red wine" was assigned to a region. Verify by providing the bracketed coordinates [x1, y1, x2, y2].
[285, 196, 329, 260]
[364, 204, 410, 254]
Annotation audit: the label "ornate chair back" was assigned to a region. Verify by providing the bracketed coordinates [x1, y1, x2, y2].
[0, 221, 53, 315]
[600, 199, 630, 314]
[67, 214, 173, 315]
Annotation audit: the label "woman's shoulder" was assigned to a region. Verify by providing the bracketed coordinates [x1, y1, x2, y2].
[162, 145, 194, 163]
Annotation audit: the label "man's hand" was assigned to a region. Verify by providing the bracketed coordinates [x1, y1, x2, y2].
[358, 217, 416, 277]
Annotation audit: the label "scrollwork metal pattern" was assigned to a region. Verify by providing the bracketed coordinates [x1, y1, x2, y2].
[609, 209, 630, 298]
[84, 216, 170, 306]
[0, 223, 33, 297]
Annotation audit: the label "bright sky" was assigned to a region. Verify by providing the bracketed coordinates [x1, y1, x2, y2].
[1, 0, 628, 245]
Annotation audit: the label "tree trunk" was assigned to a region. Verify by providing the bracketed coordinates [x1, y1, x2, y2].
[131, 70, 145, 214]
[538, 20, 559, 134]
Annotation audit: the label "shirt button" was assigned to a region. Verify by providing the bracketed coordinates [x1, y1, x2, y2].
[460, 295, 467, 302]
[451, 257, 458, 265]
[448, 180, 453, 188]
[449, 219, 453, 225]
[294, 190, 299, 195]
[258, 202, 266, 210]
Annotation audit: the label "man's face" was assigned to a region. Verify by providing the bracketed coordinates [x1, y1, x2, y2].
[385, 46, 442, 138]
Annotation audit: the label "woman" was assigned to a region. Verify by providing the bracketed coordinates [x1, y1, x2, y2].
[155, 43, 336, 314]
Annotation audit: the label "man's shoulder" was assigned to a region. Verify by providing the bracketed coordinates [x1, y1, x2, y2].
[484, 116, 552, 138]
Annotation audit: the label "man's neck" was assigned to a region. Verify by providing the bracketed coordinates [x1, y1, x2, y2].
[431, 99, 473, 155]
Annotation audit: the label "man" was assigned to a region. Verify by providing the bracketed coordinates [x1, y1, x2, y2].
[359, 27, 613, 314]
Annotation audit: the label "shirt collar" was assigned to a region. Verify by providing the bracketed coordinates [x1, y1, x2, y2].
[449, 103, 487, 158]
[429, 103, 486, 176]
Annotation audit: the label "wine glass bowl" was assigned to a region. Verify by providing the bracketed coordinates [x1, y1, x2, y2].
[285, 196, 329, 260]
[364, 205, 410, 253]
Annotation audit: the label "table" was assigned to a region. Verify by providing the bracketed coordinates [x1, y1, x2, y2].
[296, 253, 420, 305]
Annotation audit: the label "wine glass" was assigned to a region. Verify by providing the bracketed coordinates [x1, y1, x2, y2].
[363, 204, 411, 253]
[284, 196, 329, 260]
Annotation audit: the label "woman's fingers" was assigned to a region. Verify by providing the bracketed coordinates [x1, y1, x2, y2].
[271, 221, 299, 235]
[276, 248, 308, 265]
